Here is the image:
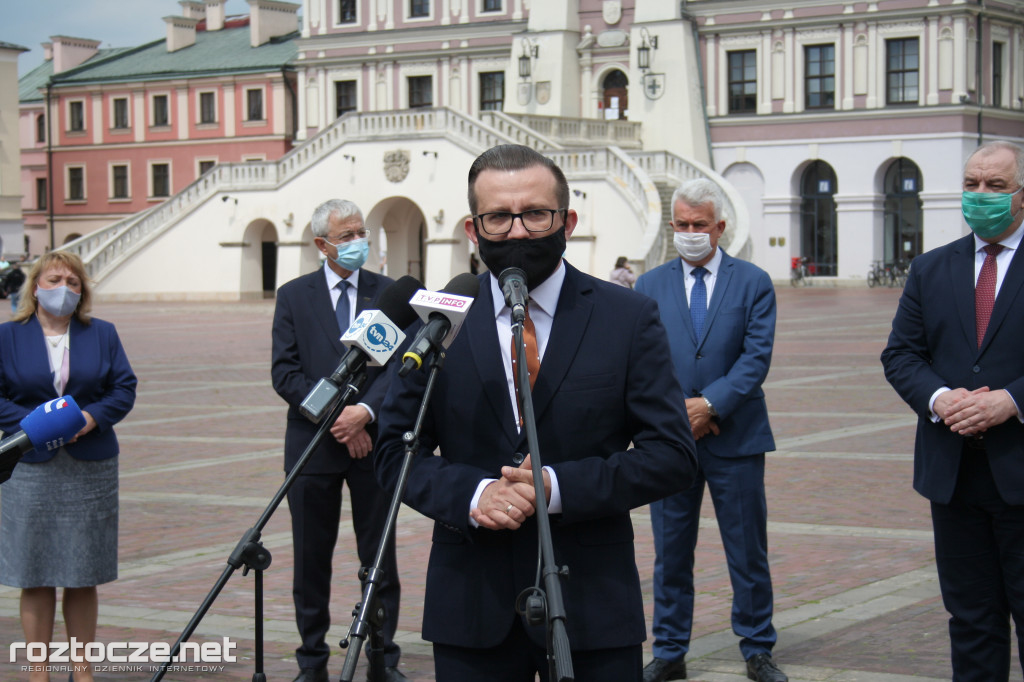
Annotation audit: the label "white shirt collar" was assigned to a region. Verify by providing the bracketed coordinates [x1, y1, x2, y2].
[324, 262, 360, 290]
[973, 222, 1024, 253]
[682, 247, 724, 277]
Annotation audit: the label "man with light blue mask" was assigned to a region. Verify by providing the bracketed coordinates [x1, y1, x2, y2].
[882, 140, 1024, 682]
[271, 199, 409, 682]
[636, 178, 785, 682]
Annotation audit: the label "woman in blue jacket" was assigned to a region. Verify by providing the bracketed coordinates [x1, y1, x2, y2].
[0, 251, 136, 682]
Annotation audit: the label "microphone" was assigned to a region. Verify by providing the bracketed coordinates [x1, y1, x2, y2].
[499, 268, 528, 323]
[399, 273, 480, 376]
[1, 396, 87, 485]
[300, 275, 423, 422]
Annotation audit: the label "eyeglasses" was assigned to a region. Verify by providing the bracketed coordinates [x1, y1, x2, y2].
[669, 220, 713, 231]
[323, 228, 369, 245]
[473, 209, 567, 236]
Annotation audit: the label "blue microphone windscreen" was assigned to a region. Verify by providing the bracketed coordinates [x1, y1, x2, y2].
[19, 396, 87, 452]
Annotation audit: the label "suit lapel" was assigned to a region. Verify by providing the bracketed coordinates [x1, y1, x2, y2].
[666, 259, 698, 344]
[465, 278, 519, 447]
[950, 235, 976, 351]
[355, 269, 378, 315]
[981, 239, 1024, 354]
[526, 264, 593, 431]
[308, 270, 346, 355]
[700, 251, 734, 349]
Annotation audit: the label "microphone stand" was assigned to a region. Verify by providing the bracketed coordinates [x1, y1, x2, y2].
[339, 350, 446, 682]
[511, 310, 574, 682]
[148, 372, 368, 682]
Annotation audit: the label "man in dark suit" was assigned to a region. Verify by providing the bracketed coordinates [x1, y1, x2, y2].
[635, 179, 785, 682]
[272, 199, 407, 682]
[374, 144, 697, 681]
[882, 140, 1024, 681]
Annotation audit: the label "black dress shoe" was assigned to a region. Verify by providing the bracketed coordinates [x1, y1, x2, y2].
[293, 668, 329, 682]
[746, 653, 788, 682]
[642, 656, 687, 682]
[373, 666, 409, 682]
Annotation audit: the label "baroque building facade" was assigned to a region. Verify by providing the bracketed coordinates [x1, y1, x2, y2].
[18, 0, 1024, 298]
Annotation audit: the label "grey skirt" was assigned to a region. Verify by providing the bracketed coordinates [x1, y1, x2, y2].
[0, 449, 118, 588]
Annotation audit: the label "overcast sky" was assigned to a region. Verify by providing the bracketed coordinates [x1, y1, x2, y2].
[6, 0, 259, 76]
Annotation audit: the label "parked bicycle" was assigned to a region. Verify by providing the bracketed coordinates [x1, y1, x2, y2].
[790, 256, 811, 287]
[867, 259, 909, 288]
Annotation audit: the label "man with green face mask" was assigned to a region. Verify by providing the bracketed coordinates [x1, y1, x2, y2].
[882, 140, 1024, 682]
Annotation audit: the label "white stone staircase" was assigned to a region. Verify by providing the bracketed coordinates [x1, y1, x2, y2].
[59, 107, 743, 282]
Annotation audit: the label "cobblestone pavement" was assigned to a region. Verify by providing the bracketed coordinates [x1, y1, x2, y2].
[0, 286, 1019, 681]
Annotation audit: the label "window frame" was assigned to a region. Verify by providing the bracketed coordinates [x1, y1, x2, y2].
[36, 178, 47, 211]
[479, 71, 505, 111]
[198, 90, 218, 125]
[408, 0, 431, 20]
[111, 96, 130, 130]
[335, 80, 358, 118]
[804, 44, 836, 110]
[480, 0, 501, 12]
[245, 87, 265, 122]
[36, 114, 46, 143]
[992, 41, 1004, 108]
[67, 99, 86, 132]
[151, 93, 171, 127]
[66, 165, 86, 202]
[337, 0, 358, 24]
[885, 37, 920, 106]
[150, 161, 172, 199]
[408, 75, 433, 108]
[726, 50, 757, 114]
[197, 158, 217, 178]
[110, 163, 130, 200]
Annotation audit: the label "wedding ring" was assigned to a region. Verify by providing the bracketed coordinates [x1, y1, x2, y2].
[505, 504, 514, 515]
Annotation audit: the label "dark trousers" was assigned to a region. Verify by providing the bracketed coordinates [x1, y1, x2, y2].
[931, 444, 1024, 681]
[650, 451, 776, 662]
[288, 467, 401, 671]
[433, 615, 642, 682]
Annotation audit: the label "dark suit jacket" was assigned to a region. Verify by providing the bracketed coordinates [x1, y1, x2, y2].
[375, 262, 697, 650]
[635, 251, 776, 458]
[271, 266, 394, 475]
[882, 233, 1024, 504]
[0, 315, 136, 463]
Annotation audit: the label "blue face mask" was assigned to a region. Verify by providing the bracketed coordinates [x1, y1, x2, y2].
[35, 285, 81, 318]
[962, 186, 1023, 239]
[328, 237, 369, 271]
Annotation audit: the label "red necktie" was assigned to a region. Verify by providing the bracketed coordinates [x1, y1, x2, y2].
[975, 244, 1004, 347]
[511, 309, 540, 425]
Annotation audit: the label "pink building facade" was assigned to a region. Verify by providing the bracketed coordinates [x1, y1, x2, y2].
[19, 1, 299, 256]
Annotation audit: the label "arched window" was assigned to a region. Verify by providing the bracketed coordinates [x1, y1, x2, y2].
[601, 70, 629, 120]
[36, 114, 45, 143]
[883, 158, 923, 264]
[799, 161, 838, 277]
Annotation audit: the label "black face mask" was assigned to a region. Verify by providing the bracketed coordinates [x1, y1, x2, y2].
[475, 226, 566, 289]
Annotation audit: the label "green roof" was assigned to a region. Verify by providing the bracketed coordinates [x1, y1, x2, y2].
[19, 47, 138, 102]
[50, 25, 297, 86]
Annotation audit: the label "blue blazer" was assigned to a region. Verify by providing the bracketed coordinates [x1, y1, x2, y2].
[635, 251, 776, 458]
[882, 234, 1024, 504]
[0, 315, 137, 463]
[271, 266, 394, 475]
[375, 263, 697, 650]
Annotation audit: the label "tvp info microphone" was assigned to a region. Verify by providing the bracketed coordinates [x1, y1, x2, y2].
[399, 273, 480, 376]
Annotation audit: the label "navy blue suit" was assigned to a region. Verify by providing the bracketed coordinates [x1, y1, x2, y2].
[882, 233, 1024, 680]
[375, 263, 697, 678]
[271, 266, 401, 671]
[635, 250, 778, 662]
[0, 315, 136, 460]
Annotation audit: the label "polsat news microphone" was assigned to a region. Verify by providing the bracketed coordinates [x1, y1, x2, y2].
[0, 396, 87, 485]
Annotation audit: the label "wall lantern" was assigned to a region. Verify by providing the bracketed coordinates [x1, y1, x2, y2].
[519, 38, 539, 79]
[637, 27, 658, 72]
